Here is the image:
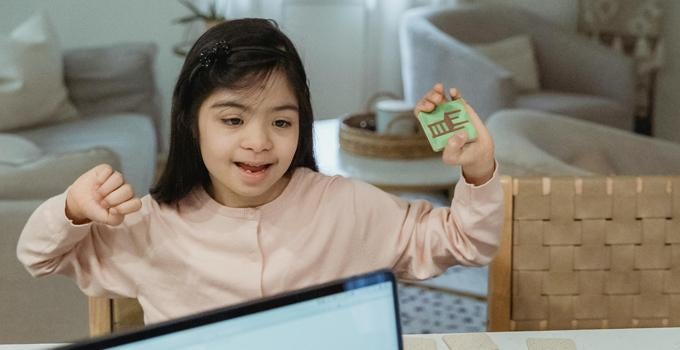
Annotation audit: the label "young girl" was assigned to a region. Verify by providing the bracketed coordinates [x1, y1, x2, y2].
[17, 18, 502, 325]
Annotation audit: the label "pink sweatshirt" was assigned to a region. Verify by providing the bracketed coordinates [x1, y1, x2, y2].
[17, 167, 503, 324]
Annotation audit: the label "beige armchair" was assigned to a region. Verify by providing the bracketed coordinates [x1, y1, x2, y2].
[400, 4, 636, 130]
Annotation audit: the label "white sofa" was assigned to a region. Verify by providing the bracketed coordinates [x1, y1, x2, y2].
[0, 42, 160, 343]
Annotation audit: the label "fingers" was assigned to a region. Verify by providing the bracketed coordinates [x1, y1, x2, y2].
[92, 165, 141, 223]
[96, 184, 139, 225]
[449, 87, 461, 100]
[97, 171, 124, 197]
[442, 132, 469, 163]
[111, 198, 142, 216]
[447, 88, 491, 141]
[102, 183, 136, 209]
[93, 164, 115, 185]
[414, 83, 446, 116]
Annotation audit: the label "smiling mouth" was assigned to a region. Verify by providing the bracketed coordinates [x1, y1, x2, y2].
[235, 162, 272, 173]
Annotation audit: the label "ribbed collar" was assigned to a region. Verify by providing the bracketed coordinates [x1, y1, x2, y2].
[190, 167, 307, 219]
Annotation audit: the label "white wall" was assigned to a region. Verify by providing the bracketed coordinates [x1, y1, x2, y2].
[0, 0, 187, 151]
[2, 0, 678, 146]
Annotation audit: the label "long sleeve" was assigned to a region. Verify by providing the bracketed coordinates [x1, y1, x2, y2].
[16, 191, 151, 298]
[346, 166, 504, 281]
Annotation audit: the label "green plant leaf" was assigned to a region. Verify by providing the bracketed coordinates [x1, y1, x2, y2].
[178, 0, 204, 17]
[172, 15, 201, 24]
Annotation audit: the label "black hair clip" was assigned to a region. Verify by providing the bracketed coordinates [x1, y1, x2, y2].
[198, 40, 231, 68]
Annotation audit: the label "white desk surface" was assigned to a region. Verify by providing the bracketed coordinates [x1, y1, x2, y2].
[404, 328, 680, 350]
[5, 328, 680, 350]
[313, 118, 460, 190]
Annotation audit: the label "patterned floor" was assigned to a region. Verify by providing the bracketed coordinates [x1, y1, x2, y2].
[397, 278, 487, 334]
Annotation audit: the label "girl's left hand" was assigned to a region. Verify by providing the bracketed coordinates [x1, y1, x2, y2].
[414, 83, 496, 186]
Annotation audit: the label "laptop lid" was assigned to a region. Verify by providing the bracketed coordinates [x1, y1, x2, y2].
[58, 269, 402, 350]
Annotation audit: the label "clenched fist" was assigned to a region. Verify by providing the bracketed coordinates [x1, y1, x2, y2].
[65, 164, 142, 225]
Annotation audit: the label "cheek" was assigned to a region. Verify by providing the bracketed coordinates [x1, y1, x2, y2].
[200, 130, 233, 162]
[282, 132, 299, 158]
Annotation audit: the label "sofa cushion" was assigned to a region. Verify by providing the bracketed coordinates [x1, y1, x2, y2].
[0, 12, 78, 131]
[515, 91, 631, 130]
[0, 134, 43, 165]
[474, 35, 540, 92]
[0, 147, 119, 199]
[64, 43, 161, 133]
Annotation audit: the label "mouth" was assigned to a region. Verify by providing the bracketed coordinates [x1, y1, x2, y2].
[235, 162, 273, 175]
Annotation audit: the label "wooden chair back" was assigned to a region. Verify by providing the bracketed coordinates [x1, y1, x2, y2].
[488, 176, 680, 330]
[88, 297, 144, 337]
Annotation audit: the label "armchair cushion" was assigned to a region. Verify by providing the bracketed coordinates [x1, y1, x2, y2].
[473, 35, 540, 92]
[515, 91, 630, 130]
[0, 12, 78, 131]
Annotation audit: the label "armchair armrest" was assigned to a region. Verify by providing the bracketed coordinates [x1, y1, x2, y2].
[0, 147, 120, 200]
[400, 10, 516, 120]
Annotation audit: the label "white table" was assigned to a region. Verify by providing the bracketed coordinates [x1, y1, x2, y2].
[404, 328, 680, 350]
[313, 119, 460, 192]
[5, 328, 680, 350]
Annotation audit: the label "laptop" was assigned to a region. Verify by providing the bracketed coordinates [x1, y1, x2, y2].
[57, 269, 403, 349]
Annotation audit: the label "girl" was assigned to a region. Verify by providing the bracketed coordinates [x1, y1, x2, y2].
[17, 18, 502, 325]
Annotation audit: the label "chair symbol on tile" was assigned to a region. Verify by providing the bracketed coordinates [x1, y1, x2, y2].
[427, 109, 467, 138]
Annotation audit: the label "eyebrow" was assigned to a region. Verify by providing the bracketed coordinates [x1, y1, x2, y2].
[211, 100, 299, 113]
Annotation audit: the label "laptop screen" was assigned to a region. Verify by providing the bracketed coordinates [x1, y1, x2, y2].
[60, 270, 402, 350]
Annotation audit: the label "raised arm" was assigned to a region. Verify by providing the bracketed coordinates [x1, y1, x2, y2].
[16, 164, 148, 298]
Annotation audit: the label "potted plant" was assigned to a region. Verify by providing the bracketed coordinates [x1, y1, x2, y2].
[174, 0, 226, 29]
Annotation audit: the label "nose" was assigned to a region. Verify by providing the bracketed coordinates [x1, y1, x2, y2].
[240, 122, 273, 152]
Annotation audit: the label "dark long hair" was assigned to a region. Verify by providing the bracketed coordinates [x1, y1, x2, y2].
[151, 18, 318, 204]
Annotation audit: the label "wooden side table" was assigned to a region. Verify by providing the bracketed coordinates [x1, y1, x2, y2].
[313, 118, 460, 193]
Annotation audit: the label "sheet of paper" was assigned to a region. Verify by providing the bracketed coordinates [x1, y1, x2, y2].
[442, 333, 499, 350]
[527, 337, 577, 350]
[403, 337, 438, 350]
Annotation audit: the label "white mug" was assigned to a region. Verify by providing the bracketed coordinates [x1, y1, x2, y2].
[375, 100, 417, 135]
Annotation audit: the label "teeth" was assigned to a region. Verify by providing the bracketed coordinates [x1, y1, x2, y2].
[237, 162, 269, 173]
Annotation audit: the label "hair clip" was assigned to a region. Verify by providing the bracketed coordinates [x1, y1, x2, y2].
[198, 40, 231, 68]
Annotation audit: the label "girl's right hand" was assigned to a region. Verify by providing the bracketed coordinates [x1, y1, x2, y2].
[65, 164, 142, 226]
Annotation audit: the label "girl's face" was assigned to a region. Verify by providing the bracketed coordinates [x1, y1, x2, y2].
[197, 70, 300, 207]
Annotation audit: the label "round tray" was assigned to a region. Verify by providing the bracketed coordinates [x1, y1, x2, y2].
[338, 113, 437, 159]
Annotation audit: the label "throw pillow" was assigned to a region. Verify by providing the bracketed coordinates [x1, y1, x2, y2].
[474, 35, 540, 92]
[0, 12, 78, 131]
[0, 134, 44, 166]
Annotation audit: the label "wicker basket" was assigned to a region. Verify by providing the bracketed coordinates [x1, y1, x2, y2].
[338, 113, 437, 159]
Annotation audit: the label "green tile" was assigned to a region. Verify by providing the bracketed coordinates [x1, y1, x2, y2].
[417, 100, 477, 152]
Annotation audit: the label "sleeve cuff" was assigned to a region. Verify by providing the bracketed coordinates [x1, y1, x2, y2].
[42, 190, 93, 251]
[454, 160, 501, 203]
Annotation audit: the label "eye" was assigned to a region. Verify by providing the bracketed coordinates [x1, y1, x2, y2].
[221, 117, 243, 126]
[273, 119, 292, 128]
